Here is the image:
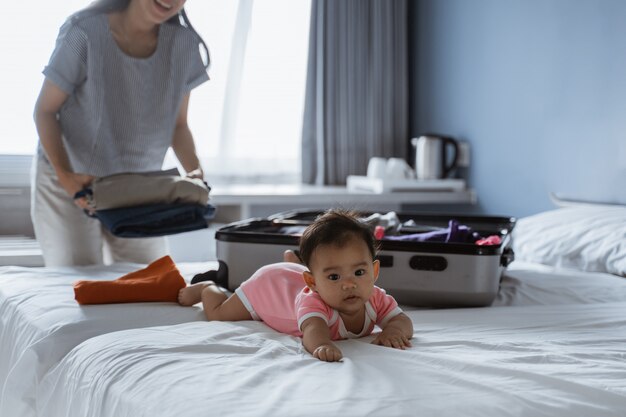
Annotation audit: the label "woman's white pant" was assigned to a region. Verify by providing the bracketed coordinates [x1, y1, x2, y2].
[30, 155, 168, 267]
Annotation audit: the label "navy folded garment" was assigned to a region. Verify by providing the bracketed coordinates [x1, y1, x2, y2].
[93, 203, 216, 238]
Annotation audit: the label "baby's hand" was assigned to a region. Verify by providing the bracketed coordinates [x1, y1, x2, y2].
[371, 328, 412, 350]
[313, 344, 343, 362]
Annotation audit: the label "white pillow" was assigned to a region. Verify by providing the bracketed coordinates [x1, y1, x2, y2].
[512, 205, 626, 276]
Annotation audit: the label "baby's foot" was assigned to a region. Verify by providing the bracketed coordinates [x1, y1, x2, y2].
[178, 281, 215, 306]
[283, 250, 302, 264]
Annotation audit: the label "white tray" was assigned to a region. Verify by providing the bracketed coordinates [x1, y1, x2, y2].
[346, 175, 466, 193]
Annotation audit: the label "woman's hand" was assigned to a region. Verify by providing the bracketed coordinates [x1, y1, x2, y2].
[312, 343, 343, 362]
[185, 168, 204, 180]
[172, 94, 204, 181]
[35, 79, 95, 212]
[57, 171, 95, 212]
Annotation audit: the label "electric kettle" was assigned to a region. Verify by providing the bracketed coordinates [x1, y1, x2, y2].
[411, 134, 460, 180]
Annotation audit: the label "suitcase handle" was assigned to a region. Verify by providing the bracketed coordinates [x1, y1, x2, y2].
[409, 255, 448, 271]
[500, 247, 515, 267]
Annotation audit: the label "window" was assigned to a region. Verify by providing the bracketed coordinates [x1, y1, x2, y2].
[1, 0, 89, 156]
[1, 0, 311, 185]
[179, 0, 311, 184]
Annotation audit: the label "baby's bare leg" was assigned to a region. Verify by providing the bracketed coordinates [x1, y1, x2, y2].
[178, 281, 213, 306]
[178, 282, 252, 322]
[202, 287, 252, 321]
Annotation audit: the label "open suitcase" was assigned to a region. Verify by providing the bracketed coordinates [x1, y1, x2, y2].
[215, 210, 516, 307]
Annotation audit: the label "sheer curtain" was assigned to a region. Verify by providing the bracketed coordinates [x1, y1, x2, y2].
[1, 1, 311, 186]
[301, 0, 410, 185]
[180, 0, 311, 185]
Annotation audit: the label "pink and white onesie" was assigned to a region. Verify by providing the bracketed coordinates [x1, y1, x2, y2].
[234, 262, 403, 339]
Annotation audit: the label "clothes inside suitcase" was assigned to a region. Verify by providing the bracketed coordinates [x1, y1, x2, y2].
[215, 210, 516, 307]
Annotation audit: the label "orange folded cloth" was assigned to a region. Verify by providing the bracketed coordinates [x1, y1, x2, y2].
[73, 255, 186, 305]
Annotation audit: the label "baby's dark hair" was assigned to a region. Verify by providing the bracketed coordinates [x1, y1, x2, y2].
[298, 209, 378, 267]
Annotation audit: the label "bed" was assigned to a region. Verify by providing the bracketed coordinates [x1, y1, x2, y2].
[1, 204, 625, 416]
[0, 262, 213, 417]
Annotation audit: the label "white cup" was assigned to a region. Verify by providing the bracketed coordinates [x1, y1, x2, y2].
[367, 157, 387, 179]
[385, 158, 415, 180]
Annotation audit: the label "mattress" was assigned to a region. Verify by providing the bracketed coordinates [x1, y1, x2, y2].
[1, 202, 625, 416]
[1, 261, 625, 416]
[38, 299, 626, 417]
[0, 262, 216, 417]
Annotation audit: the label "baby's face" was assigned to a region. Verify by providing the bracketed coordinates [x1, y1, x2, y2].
[306, 238, 379, 316]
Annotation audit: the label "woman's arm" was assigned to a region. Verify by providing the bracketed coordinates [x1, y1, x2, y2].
[300, 316, 342, 362]
[371, 312, 413, 349]
[33, 79, 94, 209]
[171, 93, 203, 179]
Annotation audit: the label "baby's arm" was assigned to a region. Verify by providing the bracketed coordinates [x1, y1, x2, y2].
[371, 312, 413, 349]
[300, 317, 342, 362]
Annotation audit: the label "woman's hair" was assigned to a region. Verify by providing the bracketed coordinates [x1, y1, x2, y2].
[71, 0, 210, 68]
[299, 209, 379, 267]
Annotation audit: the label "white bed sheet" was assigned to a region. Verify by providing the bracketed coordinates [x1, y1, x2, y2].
[38, 301, 626, 417]
[2, 260, 626, 416]
[0, 262, 215, 417]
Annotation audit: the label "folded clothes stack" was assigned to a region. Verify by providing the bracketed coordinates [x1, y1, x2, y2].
[75, 171, 216, 237]
[95, 204, 216, 238]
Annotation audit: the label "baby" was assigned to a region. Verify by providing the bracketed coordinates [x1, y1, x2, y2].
[178, 209, 413, 362]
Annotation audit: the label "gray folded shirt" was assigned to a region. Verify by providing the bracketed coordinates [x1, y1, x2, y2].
[86, 171, 210, 210]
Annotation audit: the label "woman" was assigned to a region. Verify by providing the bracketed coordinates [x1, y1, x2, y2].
[32, 0, 209, 266]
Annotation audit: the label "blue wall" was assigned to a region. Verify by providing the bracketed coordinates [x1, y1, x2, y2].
[413, 0, 626, 218]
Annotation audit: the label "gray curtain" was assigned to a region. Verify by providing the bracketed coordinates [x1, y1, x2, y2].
[301, 0, 409, 185]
